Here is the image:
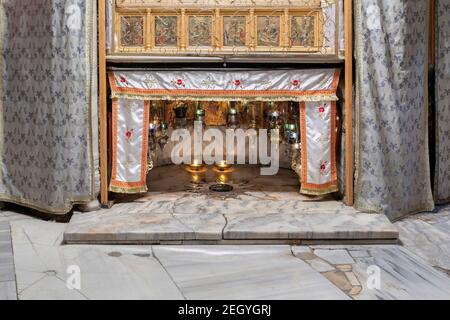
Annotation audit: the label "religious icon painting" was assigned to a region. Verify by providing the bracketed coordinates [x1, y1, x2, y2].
[256, 16, 280, 47]
[155, 16, 178, 47]
[188, 16, 212, 47]
[120, 16, 144, 47]
[223, 16, 247, 47]
[290, 15, 316, 47]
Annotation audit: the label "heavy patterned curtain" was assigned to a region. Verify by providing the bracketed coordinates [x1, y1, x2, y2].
[354, 0, 434, 220]
[434, 0, 450, 204]
[0, 0, 99, 214]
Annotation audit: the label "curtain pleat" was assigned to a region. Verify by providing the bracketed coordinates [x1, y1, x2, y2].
[354, 0, 434, 220]
[0, 0, 99, 214]
[434, 0, 450, 204]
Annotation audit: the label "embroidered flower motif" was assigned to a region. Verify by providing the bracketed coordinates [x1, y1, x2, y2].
[318, 104, 327, 120]
[320, 160, 328, 176]
[172, 78, 186, 87]
[118, 76, 128, 85]
[234, 79, 241, 86]
[292, 79, 300, 87]
[125, 128, 134, 142]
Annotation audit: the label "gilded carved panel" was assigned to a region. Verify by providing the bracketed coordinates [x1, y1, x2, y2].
[188, 16, 212, 47]
[155, 16, 178, 47]
[223, 16, 247, 47]
[291, 15, 316, 47]
[120, 16, 144, 47]
[256, 16, 281, 47]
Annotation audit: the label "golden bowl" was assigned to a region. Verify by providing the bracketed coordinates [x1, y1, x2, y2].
[213, 161, 233, 173]
[185, 163, 207, 173]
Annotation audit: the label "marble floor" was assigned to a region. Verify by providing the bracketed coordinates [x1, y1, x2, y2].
[0, 221, 16, 300]
[64, 165, 398, 244]
[396, 206, 450, 275]
[4, 217, 450, 300]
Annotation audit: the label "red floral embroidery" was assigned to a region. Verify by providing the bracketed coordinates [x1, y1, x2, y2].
[125, 128, 134, 142]
[320, 160, 328, 176]
[234, 79, 241, 86]
[118, 76, 128, 85]
[172, 78, 186, 87]
[318, 105, 325, 113]
[292, 79, 300, 87]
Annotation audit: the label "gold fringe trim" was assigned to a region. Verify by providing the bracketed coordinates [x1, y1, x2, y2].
[109, 184, 148, 194]
[300, 185, 339, 196]
[0, 193, 95, 215]
[110, 92, 339, 102]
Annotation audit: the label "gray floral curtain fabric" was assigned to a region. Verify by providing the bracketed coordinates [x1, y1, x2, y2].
[354, 0, 434, 220]
[435, 0, 450, 204]
[0, 0, 99, 214]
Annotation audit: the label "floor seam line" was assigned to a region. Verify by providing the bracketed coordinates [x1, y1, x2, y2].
[221, 214, 228, 240]
[289, 245, 355, 300]
[5, 222, 18, 300]
[151, 246, 187, 300]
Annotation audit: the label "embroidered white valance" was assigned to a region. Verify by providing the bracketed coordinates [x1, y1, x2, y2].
[109, 69, 340, 102]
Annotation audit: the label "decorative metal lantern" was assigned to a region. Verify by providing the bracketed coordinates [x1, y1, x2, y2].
[157, 122, 169, 150]
[173, 103, 188, 128]
[194, 107, 206, 128]
[266, 102, 282, 130]
[290, 142, 302, 175]
[227, 103, 239, 129]
[147, 122, 157, 172]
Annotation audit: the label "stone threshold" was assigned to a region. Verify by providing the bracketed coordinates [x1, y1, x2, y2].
[63, 239, 399, 245]
[63, 209, 399, 245]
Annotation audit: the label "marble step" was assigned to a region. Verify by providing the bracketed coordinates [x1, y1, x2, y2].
[64, 208, 399, 244]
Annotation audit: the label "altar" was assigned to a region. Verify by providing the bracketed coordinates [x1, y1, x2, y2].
[61, 0, 402, 244]
[108, 68, 340, 197]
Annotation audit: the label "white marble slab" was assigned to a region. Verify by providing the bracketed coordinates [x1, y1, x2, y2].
[153, 245, 350, 300]
[313, 249, 355, 265]
[65, 209, 398, 244]
[11, 220, 184, 300]
[396, 211, 450, 271]
[223, 212, 398, 240]
[0, 221, 16, 300]
[65, 212, 226, 243]
[349, 246, 450, 300]
[0, 281, 17, 300]
[306, 258, 336, 273]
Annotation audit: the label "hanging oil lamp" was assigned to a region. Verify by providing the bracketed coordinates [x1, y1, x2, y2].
[147, 122, 157, 172]
[157, 122, 169, 150]
[290, 142, 302, 175]
[194, 103, 206, 128]
[266, 102, 283, 144]
[284, 124, 297, 144]
[245, 101, 258, 130]
[173, 102, 188, 129]
[227, 102, 239, 129]
[288, 101, 300, 127]
[266, 102, 281, 130]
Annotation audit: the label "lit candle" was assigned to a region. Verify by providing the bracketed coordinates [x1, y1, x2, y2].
[217, 160, 227, 167]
